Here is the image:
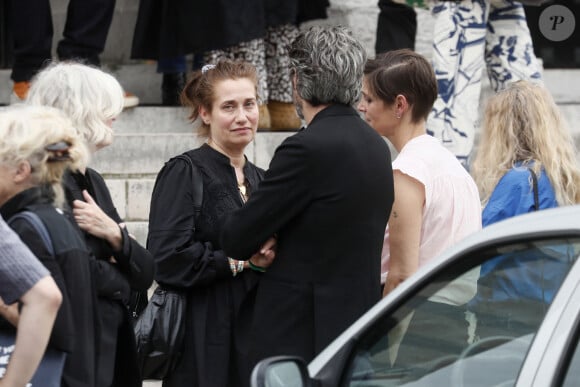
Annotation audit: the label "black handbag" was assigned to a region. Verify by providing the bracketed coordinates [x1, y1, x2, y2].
[134, 287, 187, 379]
[134, 152, 202, 379]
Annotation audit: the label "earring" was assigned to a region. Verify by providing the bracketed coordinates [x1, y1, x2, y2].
[396, 114, 401, 119]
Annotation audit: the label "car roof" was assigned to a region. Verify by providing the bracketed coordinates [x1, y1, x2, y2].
[309, 204, 580, 374]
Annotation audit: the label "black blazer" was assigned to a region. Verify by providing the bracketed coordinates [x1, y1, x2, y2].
[221, 104, 394, 368]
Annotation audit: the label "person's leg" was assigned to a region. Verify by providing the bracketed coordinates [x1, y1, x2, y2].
[9, 0, 53, 98]
[56, 0, 115, 65]
[158, 56, 187, 106]
[265, 24, 301, 130]
[427, 0, 491, 165]
[375, 0, 417, 53]
[484, 0, 542, 93]
[57, 0, 139, 108]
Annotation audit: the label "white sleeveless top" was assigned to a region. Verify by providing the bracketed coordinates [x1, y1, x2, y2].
[382, 135, 482, 305]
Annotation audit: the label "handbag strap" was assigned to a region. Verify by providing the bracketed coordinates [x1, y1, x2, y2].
[175, 154, 203, 226]
[8, 211, 55, 256]
[528, 167, 540, 211]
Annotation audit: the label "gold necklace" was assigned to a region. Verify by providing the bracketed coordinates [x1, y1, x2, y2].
[238, 181, 248, 202]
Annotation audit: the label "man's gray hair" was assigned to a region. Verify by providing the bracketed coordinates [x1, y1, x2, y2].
[289, 25, 367, 107]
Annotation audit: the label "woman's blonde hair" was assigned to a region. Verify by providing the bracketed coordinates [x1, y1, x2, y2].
[26, 61, 124, 160]
[472, 80, 580, 206]
[0, 105, 88, 207]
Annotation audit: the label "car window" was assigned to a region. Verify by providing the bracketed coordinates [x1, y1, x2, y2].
[342, 237, 580, 387]
[561, 335, 580, 387]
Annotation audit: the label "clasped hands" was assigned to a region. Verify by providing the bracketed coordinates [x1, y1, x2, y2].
[248, 236, 277, 270]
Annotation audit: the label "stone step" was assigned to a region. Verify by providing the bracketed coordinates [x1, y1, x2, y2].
[2, 64, 580, 106]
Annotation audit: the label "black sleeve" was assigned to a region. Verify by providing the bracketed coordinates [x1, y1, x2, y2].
[220, 135, 313, 260]
[89, 169, 155, 291]
[112, 226, 155, 291]
[147, 157, 231, 288]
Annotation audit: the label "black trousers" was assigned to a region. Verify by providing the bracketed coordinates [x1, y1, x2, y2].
[10, 0, 115, 81]
[375, 0, 417, 54]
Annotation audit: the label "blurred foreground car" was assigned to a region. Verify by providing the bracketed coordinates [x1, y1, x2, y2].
[252, 206, 580, 387]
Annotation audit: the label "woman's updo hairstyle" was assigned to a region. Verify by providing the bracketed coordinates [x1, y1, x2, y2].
[180, 60, 258, 137]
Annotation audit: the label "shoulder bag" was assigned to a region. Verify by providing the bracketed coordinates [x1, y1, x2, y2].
[0, 211, 67, 387]
[134, 153, 203, 380]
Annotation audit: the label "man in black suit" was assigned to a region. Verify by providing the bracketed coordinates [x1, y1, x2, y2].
[220, 25, 394, 377]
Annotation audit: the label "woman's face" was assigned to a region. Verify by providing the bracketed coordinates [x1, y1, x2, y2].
[201, 78, 258, 150]
[95, 118, 115, 151]
[358, 77, 397, 137]
[0, 162, 28, 206]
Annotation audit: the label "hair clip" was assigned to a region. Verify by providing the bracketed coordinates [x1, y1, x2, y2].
[45, 141, 72, 162]
[201, 64, 216, 74]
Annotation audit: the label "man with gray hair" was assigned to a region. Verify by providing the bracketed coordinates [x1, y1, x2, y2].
[221, 25, 394, 378]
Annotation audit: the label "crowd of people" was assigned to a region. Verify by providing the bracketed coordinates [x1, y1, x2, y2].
[1, 6, 579, 387]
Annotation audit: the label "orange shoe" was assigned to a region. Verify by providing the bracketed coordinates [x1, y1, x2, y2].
[12, 81, 31, 101]
[123, 91, 139, 109]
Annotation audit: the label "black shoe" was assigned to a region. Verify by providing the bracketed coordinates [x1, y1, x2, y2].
[161, 72, 186, 106]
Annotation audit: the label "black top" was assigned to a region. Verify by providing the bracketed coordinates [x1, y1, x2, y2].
[0, 187, 99, 387]
[220, 104, 395, 379]
[147, 144, 264, 387]
[63, 168, 154, 387]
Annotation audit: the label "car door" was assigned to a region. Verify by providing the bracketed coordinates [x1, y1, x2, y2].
[328, 234, 580, 387]
[518, 254, 580, 387]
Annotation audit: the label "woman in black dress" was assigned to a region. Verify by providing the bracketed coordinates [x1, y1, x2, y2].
[147, 60, 275, 387]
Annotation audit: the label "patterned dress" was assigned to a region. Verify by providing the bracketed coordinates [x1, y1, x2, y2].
[428, 0, 542, 164]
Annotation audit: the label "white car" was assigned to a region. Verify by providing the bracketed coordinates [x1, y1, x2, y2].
[251, 205, 580, 387]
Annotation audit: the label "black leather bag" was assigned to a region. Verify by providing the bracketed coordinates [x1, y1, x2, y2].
[134, 287, 186, 379]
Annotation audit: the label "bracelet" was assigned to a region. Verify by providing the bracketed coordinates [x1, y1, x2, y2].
[228, 258, 246, 277]
[248, 260, 267, 273]
[228, 258, 238, 277]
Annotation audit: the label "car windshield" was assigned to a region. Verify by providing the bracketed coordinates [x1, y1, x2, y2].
[343, 237, 580, 387]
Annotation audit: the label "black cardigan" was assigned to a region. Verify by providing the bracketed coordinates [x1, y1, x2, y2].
[63, 168, 154, 387]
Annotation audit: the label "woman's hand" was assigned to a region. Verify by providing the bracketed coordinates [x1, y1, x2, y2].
[248, 236, 277, 269]
[73, 190, 123, 251]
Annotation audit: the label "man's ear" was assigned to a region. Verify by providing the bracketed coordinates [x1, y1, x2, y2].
[13, 160, 32, 183]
